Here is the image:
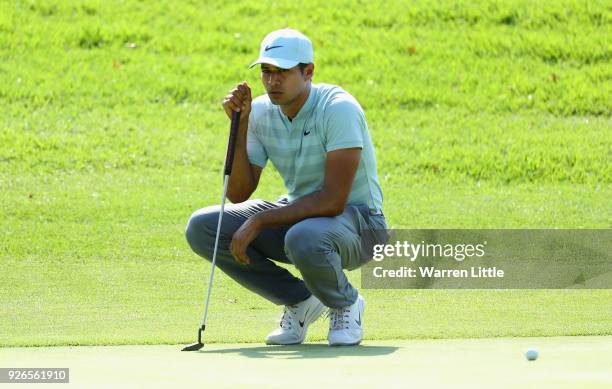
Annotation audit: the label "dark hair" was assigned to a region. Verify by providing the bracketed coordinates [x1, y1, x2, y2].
[298, 63, 310, 75]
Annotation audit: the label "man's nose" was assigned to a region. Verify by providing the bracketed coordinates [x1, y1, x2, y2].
[266, 72, 281, 85]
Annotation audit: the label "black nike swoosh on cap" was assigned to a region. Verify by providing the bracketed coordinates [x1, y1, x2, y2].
[265, 45, 283, 51]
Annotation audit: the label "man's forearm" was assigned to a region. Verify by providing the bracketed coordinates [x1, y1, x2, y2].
[252, 189, 344, 229]
[227, 121, 255, 202]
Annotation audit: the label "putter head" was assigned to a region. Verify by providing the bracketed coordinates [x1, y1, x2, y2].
[181, 326, 205, 351]
[181, 342, 204, 352]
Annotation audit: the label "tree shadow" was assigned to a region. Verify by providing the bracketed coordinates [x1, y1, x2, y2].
[199, 343, 399, 359]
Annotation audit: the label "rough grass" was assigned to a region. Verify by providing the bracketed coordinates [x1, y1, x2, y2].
[1, 0, 610, 346]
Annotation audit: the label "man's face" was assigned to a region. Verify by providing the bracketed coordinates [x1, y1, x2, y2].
[260, 63, 312, 105]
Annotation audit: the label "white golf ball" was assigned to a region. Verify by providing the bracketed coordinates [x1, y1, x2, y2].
[525, 348, 539, 361]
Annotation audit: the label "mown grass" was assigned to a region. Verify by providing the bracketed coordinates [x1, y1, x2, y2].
[1, 0, 610, 346]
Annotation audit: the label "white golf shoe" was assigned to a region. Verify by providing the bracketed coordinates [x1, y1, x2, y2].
[265, 294, 326, 345]
[328, 295, 365, 346]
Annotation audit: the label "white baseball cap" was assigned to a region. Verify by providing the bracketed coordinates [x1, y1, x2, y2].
[249, 28, 314, 69]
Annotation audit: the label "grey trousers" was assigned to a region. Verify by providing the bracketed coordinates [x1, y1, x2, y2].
[185, 198, 388, 308]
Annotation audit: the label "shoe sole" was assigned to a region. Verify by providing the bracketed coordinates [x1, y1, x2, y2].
[265, 300, 327, 345]
[265, 339, 302, 346]
[328, 296, 365, 346]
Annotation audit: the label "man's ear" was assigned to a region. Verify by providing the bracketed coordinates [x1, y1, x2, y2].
[305, 63, 315, 82]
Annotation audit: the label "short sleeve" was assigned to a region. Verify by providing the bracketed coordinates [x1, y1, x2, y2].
[323, 96, 365, 152]
[246, 110, 268, 168]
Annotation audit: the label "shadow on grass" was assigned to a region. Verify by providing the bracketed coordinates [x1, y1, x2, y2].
[200, 343, 399, 359]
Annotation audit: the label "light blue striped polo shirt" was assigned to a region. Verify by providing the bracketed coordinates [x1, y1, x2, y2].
[246, 82, 384, 213]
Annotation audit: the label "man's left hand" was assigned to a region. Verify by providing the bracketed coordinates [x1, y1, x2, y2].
[229, 215, 263, 265]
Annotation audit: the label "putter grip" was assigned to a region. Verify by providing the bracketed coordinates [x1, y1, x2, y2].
[223, 110, 241, 176]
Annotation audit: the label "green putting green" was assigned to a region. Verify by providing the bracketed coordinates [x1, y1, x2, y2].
[2, 336, 610, 388]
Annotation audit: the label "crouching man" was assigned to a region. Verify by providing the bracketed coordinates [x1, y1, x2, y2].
[186, 28, 387, 346]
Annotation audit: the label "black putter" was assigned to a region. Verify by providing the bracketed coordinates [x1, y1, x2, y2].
[182, 110, 241, 351]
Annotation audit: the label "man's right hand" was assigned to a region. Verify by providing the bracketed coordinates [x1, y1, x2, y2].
[223, 81, 252, 125]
